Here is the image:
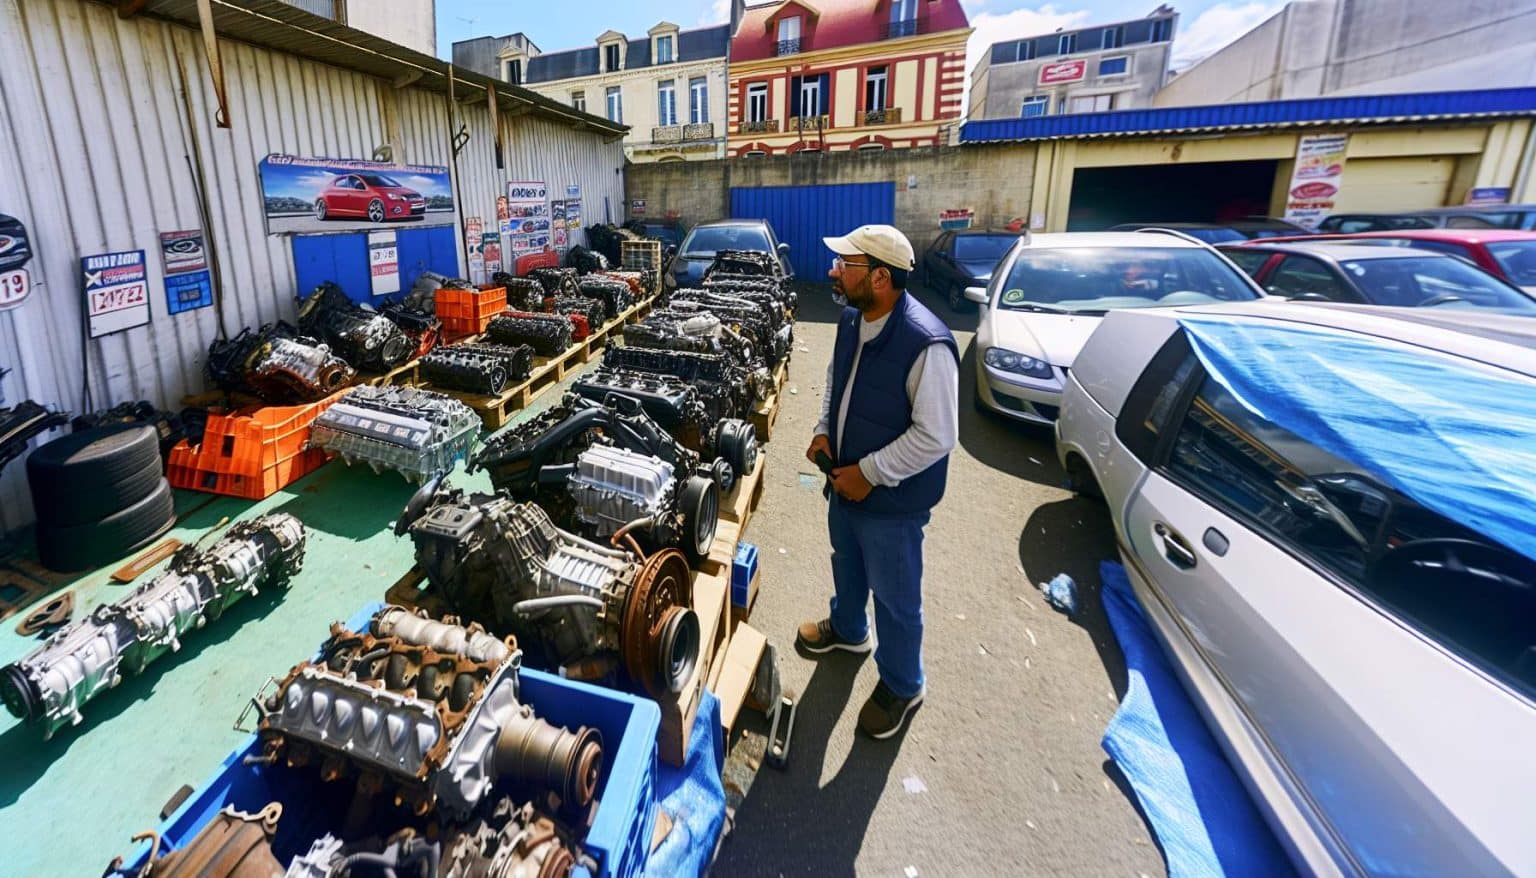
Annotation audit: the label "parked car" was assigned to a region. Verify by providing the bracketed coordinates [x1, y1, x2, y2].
[1108, 222, 1248, 245]
[1314, 213, 1435, 233]
[664, 219, 792, 289]
[1238, 229, 1536, 293]
[969, 231, 1264, 424]
[919, 229, 1025, 310]
[1219, 241, 1536, 312]
[313, 173, 425, 223]
[639, 221, 685, 252]
[1406, 203, 1536, 230]
[1056, 301, 1536, 877]
[1224, 216, 1310, 239]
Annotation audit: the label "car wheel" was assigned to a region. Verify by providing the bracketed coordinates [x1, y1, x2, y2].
[314, 199, 327, 220]
[947, 282, 966, 312]
[1064, 454, 1104, 500]
[680, 474, 720, 565]
[367, 200, 385, 223]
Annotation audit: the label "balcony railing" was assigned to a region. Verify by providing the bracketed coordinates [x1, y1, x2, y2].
[860, 107, 903, 126]
[739, 118, 780, 134]
[775, 37, 802, 56]
[652, 125, 683, 144]
[656, 123, 717, 143]
[791, 114, 829, 132]
[682, 122, 715, 141]
[880, 17, 928, 40]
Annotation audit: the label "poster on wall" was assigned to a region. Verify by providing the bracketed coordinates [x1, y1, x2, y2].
[483, 233, 503, 276]
[257, 154, 455, 235]
[567, 184, 580, 200]
[465, 217, 485, 284]
[0, 268, 30, 310]
[565, 199, 583, 231]
[551, 202, 569, 252]
[506, 181, 552, 258]
[368, 230, 400, 296]
[160, 230, 213, 315]
[83, 249, 150, 337]
[1283, 134, 1349, 230]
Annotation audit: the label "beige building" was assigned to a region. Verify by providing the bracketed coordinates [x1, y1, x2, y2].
[279, 0, 436, 56]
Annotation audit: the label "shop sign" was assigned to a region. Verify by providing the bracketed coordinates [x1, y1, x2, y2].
[1466, 187, 1511, 206]
[83, 249, 150, 337]
[257, 154, 455, 236]
[939, 208, 974, 231]
[160, 230, 213, 315]
[630, 199, 647, 216]
[1283, 134, 1348, 230]
[0, 268, 30, 310]
[1039, 60, 1087, 85]
[368, 230, 400, 296]
[0, 214, 34, 271]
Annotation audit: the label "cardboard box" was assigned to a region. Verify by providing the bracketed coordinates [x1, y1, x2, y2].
[714, 623, 768, 736]
[731, 568, 760, 625]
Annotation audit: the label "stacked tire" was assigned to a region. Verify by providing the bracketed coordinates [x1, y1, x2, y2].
[26, 424, 176, 572]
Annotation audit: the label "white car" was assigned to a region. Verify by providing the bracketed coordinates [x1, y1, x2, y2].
[1057, 301, 1536, 876]
[970, 231, 1264, 424]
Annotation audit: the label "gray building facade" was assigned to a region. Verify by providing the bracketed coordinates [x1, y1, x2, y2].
[969, 6, 1177, 120]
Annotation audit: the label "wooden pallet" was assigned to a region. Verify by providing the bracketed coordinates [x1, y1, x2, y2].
[360, 357, 421, 388]
[747, 360, 789, 441]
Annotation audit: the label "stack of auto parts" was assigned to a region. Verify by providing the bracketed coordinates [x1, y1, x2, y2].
[420, 343, 534, 396]
[473, 392, 722, 561]
[577, 277, 633, 321]
[487, 312, 574, 357]
[296, 282, 415, 373]
[565, 245, 607, 275]
[309, 385, 480, 483]
[206, 323, 354, 404]
[491, 274, 546, 312]
[594, 271, 646, 298]
[0, 513, 306, 739]
[623, 308, 722, 355]
[551, 296, 606, 332]
[604, 344, 770, 415]
[379, 297, 443, 359]
[0, 368, 68, 475]
[670, 288, 793, 368]
[705, 248, 781, 279]
[400, 485, 700, 697]
[528, 267, 579, 299]
[257, 606, 603, 820]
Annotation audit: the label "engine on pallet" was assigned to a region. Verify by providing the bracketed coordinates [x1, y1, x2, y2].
[296, 282, 415, 373]
[398, 485, 700, 698]
[1, 514, 307, 739]
[256, 607, 603, 820]
[565, 245, 607, 275]
[621, 308, 723, 356]
[309, 385, 480, 483]
[571, 367, 758, 483]
[704, 248, 782, 280]
[577, 277, 634, 321]
[487, 311, 574, 357]
[472, 392, 722, 562]
[378, 297, 443, 359]
[420, 343, 534, 396]
[491, 273, 548, 312]
[603, 343, 770, 417]
[550, 295, 607, 330]
[206, 323, 355, 404]
[527, 267, 579, 299]
[666, 292, 790, 370]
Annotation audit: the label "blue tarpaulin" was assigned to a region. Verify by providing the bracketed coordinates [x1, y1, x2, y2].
[648, 690, 727, 876]
[1099, 561, 1293, 878]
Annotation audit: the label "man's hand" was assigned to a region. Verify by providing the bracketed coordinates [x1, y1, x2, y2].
[829, 464, 873, 502]
[806, 433, 831, 466]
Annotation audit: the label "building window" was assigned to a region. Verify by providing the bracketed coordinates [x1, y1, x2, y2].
[747, 82, 768, 122]
[777, 15, 802, 55]
[572, 90, 586, 113]
[655, 34, 674, 64]
[658, 80, 677, 126]
[1058, 33, 1077, 54]
[1102, 26, 1123, 50]
[865, 66, 888, 111]
[1151, 18, 1173, 42]
[889, 0, 919, 37]
[604, 43, 621, 72]
[1098, 56, 1130, 77]
[744, 150, 767, 158]
[606, 85, 622, 123]
[503, 58, 522, 85]
[1018, 40, 1036, 61]
[1066, 93, 1113, 114]
[690, 77, 709, 124]
[1021, 95, 1049, 117]
[793, 74, 826, 117]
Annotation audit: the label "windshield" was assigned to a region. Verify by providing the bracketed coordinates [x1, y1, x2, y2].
[994, 246, 1259, 314]
[1340, 256, 1536, 311]
[954, 235, 1018, 263]
[358, 174, 404, 188]
[680, 226, 771, 257]
[1487, 241, 1536, 287]
[1181, 228, 1246, 244]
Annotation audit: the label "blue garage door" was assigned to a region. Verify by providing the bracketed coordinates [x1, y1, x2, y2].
[730, 182, 895, 280]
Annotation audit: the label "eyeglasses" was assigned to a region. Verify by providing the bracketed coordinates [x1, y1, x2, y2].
[832, 256, 873, 272]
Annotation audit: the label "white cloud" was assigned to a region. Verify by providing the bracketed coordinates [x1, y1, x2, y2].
[699, 0, 731, 27]
[1171, 2, 1283, 70]
[964, 5, 1091, 114]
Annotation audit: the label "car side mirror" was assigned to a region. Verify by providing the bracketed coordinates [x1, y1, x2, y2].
[665, 245, 678, 258]
[964, 286, 989, 304]
[777, 242, 790, 255]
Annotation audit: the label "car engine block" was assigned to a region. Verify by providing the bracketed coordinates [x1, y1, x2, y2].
[296, 282, 415, 373]
[577, 277, 634, 320]
[420, 343, 534, 396]
[1, 513, 307, 738]
[206, 323, 355, 403]
[378, 298, 443, 359]
[487, 312, 575, 358]
[552, 295, 607, 330]
[309, 385, 480, 483]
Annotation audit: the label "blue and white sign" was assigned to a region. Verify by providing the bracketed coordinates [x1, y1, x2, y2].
[160, 230, 213, 315]
[1466, 186, 1511, 206]
[83, 249, 150, 337]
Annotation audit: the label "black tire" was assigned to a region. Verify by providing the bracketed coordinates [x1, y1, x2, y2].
[27, 424, 163, 526]
[35, 477, 176, 573]
[947, 281, 967, 312]
[679, 474, 719, 565]
[1065, 454, 1104, 500]
[717, 419, 757, 480]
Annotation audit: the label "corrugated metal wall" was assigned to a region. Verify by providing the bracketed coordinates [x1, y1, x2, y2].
[0, 0, 624, 530]
[730, 183, 896, 278]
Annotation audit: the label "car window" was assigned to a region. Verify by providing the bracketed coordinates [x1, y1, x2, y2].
[1164, 372, 1536, 697]
[1114, 330, 1199, 465]
[1183, 228, 1247, 245]
[1487, 241, 1536, 286]
[1266, 256, 1353, 301]
[994, 246, 1258, 314]
[932, 232, 953, 255]
[1335, 218, 1382, 233]
[1220, 248, 1272, 277]
[1340, 255, 1536, 311]
[954, 234, 1017, 263]
[358, 174, 403, 188]
[680, 226, 771, 257]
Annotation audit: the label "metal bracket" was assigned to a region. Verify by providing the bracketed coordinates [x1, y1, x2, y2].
[765, 693, 796, 770]
[234, 676, 279, 733]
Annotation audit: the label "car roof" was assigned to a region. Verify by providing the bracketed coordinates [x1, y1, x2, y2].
[1297, 229, 1536, 244]
[949, 228, 1018, 235]
[1223, 240, 1452, 261]
[689, 219, 769, 230]
[1413, 204, 1536, 216]
[1022, 231, 1207, 249]
[1110, 222, 1229, 229]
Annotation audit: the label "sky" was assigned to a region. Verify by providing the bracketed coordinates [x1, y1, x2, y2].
[434, 0, 1284, 82]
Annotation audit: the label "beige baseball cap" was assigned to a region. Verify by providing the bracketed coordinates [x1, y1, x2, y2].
[823, 224, 915, 270]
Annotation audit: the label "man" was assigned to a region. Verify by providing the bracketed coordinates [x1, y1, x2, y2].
[796, 224, 959, 739]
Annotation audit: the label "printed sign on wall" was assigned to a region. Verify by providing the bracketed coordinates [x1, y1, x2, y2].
[258, 154, 455, 235]
[466, 217, 485, 284]
[83, 249, 150, 337]
[1283, 134, 1349, 230]
[368, 230, 400, 296]
[483, 233, 503, 276]
[506, 181, 552, 258]
[939, 208, 974, 231]
[0, 268, 30, 310]
[160, 230, 213, 315]
[1038, 60, 1087, 85]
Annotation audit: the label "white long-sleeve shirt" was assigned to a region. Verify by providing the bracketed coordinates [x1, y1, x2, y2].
[814, 310, 960, 488]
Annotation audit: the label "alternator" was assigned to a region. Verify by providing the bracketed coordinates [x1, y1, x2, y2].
[420, 343, 535, 396]
[296, 282, 415, 373]
[487, 312, 574, 358]
[309, 385, 480, 483]
[1, 514, 306, 739]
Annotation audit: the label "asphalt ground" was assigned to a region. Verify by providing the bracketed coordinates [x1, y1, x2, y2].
[715, 281, 1166, 877]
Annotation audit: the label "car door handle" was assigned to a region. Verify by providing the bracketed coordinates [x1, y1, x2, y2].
[1154, 522, 1198, 569]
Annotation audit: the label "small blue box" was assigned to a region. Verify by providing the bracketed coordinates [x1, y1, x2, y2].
[732, 541, 759, 608]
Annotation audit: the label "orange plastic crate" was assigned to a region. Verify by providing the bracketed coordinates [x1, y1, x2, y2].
[168, 446, 330, 500]
[435, 286, 506, 334]
[164, 393, 344, 499]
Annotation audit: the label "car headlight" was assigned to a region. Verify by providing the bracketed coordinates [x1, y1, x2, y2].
[984, 347, 1054, 379]
[387, 193, 404, 201]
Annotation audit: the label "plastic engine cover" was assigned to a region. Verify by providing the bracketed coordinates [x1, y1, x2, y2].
[310, 386, 480, 483]
[568, 445, 674, 537]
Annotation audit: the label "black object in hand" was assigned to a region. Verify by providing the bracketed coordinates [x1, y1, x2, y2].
[814, 450, 835, 475]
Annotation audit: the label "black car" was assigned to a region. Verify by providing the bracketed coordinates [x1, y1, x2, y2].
[919, 229, 1023, 310]
[1225, 216, 1310, 239]
[665, 219, 792, 290]
[1315, 213, 1436, 233]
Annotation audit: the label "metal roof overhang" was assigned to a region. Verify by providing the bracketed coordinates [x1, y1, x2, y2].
[960, 87, 1536, 144]
[95, 0, 630, 140]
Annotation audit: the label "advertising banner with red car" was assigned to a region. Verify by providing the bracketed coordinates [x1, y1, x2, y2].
[1283, 134, 1349, 230]
[257, 154, 455, 235]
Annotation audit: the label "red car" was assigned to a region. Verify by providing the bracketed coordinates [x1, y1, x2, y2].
[1244, 229, 1536, 292]
[313, 173, 425, 223]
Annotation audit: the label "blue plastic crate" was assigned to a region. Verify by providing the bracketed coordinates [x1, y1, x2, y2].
[732, 541, 759, 609]
[123, 602, 660, 878]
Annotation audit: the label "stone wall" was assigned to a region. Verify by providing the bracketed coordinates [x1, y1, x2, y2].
[624, 143, 1037, 254]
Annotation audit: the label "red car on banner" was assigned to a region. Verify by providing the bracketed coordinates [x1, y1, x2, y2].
[313, 173, 426, 223]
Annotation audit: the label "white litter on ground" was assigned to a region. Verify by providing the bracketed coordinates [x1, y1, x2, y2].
[903, 775, 928, 795]
[1026, 628, 1037, 647]
[1037, 573, 1079, 616]
[904, 867, 919, 878]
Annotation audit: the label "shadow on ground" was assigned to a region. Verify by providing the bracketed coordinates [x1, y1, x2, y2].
[956, 339, 1068, 489]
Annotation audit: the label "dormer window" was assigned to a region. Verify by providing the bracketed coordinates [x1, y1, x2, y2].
[656, 34, 674, 63]
[604, 43, 621, 72]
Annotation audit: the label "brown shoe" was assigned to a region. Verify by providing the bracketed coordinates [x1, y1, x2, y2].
[858, 681, 924, 739]
[794, 618, 872, 655]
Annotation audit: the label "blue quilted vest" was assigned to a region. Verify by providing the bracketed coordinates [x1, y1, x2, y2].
[830, 291, 959, 517]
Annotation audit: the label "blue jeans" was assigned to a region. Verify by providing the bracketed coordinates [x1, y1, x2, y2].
[827, 496, 930, 699]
